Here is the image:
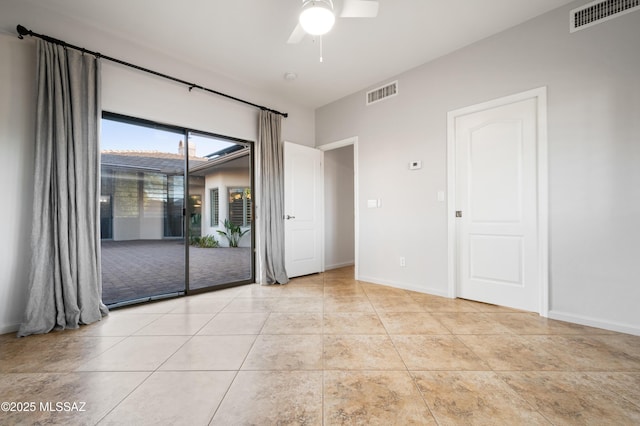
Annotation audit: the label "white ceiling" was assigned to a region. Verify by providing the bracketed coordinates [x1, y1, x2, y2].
[1, 0, 577, 109]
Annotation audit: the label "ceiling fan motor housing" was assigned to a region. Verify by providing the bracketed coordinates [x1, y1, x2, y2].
[299, 0, 336, 36]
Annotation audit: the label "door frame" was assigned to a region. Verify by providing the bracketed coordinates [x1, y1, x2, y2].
[446, 87, 549, 316]
[318, 137, 359, 279]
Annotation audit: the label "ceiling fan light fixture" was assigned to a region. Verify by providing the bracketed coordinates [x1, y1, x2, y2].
[299, 0, 335, 36]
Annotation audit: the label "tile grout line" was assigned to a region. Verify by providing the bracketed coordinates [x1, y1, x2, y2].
[93, 369, 155, 424]
[365, 280, 440, 423]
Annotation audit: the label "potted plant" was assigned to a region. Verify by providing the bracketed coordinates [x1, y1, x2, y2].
[216, 218, 250, 247]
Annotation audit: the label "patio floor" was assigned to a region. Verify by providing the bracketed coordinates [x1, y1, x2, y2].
[101, 240, 252, 305]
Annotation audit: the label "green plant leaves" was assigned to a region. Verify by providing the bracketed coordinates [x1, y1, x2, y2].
[216, 218, 250, 247]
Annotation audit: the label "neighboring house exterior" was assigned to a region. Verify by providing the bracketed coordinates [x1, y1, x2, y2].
[100, 144, 251, 247]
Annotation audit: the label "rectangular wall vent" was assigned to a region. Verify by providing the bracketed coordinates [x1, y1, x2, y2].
[570, 0, 640, 32]
[366, 81, 398, 105]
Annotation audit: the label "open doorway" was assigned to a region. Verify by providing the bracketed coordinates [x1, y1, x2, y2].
[320, 138, 358, 277]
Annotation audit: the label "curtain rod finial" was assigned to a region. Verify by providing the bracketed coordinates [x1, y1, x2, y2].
[17, 25, 30, 39]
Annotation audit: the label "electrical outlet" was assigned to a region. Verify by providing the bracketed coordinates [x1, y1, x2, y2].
[400, 257, 406, 267]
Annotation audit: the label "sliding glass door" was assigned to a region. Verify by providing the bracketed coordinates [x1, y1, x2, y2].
[100, 113, 254, 306]
[100, 116, 187, 306]
[186, 132, 254, 293]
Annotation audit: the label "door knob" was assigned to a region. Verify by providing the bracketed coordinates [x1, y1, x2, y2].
[285, 215, 296, 220]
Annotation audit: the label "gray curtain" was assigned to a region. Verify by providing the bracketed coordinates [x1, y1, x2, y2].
[258, 110, 289, 284]
[18, 40, 108, 337]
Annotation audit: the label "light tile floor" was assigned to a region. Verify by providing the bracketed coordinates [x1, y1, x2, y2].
[1, 267, 639, 425]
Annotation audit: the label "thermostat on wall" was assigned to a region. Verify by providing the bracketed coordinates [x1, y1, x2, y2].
[409, 160, 422, 170]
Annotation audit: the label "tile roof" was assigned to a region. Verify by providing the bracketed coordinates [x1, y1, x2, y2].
[101, 150, 208, 174]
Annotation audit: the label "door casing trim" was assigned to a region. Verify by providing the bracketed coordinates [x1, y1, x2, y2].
[446, 87, 549, 316]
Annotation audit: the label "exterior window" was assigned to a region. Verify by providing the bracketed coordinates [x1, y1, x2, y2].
[165, 175, 184, 238]
[228, 187, 252, 227]
[113, 171, 139, 218]
[210, 188, 219, 226]
[143, 172, 167, 218]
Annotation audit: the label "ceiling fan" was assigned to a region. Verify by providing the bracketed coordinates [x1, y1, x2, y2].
[287, 0, 379, 44]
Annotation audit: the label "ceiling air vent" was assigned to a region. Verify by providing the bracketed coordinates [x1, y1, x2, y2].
[570, 0, 640, 32]
[366, 81, 398, 106]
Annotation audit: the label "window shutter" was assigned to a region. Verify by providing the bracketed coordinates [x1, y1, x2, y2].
[210, 188, 219, 226]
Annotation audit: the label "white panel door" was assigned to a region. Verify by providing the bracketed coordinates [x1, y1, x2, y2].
[455, 98, 540, 311]
[284, 142, 323, 278]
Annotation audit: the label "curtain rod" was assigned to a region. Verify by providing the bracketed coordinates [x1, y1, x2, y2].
[16, 25, 288, 118]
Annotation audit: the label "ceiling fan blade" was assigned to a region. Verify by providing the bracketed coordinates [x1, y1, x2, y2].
[340, 0, 379, 18]
[287, 23, 306, 44]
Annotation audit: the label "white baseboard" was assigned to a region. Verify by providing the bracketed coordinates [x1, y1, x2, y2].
[0, 323, 20, 336]
[357, 275, 449, 298]
[548, 310, 640, 336]
[325, 261, 355, 271]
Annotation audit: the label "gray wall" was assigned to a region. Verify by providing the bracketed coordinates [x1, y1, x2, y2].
[0, 36, 35, 334]
[324, 145, 355, 270]
[316, 2, 640, 334]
